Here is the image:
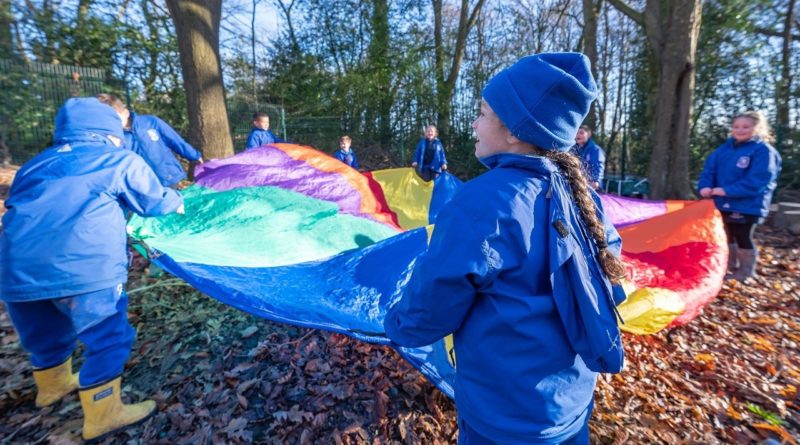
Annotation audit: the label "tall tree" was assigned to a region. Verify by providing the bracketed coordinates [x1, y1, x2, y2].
[608, 0, 703, 199]
[365, 0, 391, 145]
[166, 0, 233, 159]
[0, 0, 13, 59]
[581, 0, 603, 128]
[433, 0, 486, 141]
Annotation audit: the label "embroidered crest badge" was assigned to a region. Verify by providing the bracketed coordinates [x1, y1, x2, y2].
[736, 156, 750, 168]
[147, 129, 160, 142]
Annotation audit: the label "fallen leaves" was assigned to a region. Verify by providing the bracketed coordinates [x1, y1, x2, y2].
[0, 220, 797, 443]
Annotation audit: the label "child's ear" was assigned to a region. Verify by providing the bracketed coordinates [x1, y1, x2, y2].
[505, 130, 520, 145]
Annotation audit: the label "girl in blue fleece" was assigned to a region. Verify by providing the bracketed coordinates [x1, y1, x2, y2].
[412, 125, 448, 181]
[384, 54, 627, 444]
[698, 111, 782, 282]
[1, 98, 184, 441]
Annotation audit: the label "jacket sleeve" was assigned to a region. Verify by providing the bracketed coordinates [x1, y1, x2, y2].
[384, 202, 499, 347]
[697, 149, 718, 191]
[438, 141, 447, 167]
[413, 140, 423, 165]
[271, 131, 284, 143]
[592, 146, 606, 183]
[723, 145, 781, 198]
[154, 117, 201, 161]
[116, 155, 184, 217]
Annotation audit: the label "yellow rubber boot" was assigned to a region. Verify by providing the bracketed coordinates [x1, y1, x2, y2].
[78, 377, 156, 442]
[32, 357, 79, 407]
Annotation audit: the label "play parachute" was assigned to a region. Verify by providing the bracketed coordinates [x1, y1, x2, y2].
[128, 143, 727, 397]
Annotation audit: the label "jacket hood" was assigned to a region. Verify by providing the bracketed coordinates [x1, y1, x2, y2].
[54, 97, 124, 144]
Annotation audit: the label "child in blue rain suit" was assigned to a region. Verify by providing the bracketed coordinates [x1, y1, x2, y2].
[412, 125, 448, 181]
[245, 112, 284, 150]
[0, 98, 185, 441]
[334, 135, 359, 169]
[384, 53, 628, 445]
[96, 93, 202, 188]
[572, 124, 606, 189]
[698, 111, 782, 282]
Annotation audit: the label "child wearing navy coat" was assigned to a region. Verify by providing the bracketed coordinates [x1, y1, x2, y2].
[412, 125, 448, 181]
[384, 53, 628, 444]
[698, 111, 782, 281]
[334, 135, 359, 169]
[1, 98, 185, 441]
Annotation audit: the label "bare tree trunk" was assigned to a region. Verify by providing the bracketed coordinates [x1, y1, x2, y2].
[166, 0, 233, 160]
[608, 0, 702, 199]
[0, 0, 13, 59]
[582, 0, 603, 129]
[432, 0, 486, 141]
[776, 0, 795, 151]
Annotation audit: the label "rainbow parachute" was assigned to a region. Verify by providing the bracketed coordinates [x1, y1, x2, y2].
[128, 143, 727, 396]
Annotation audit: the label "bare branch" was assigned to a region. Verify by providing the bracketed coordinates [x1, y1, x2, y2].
[605, 0, 643, 26]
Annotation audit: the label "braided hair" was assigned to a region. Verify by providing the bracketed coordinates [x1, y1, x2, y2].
[534, 147, 627, 285]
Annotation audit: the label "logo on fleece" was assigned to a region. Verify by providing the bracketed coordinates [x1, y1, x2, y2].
[147, 129, 160, 142]
[736, 156, 750, 168]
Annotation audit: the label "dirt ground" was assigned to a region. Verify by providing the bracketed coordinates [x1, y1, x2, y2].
[0, 166, 798, 444]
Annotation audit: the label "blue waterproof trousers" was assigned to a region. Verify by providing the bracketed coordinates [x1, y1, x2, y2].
[4, 286, 135, 387]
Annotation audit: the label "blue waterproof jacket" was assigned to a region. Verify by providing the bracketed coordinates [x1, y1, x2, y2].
[333, 148, 359, 169]
[245, 128, 283, 150]
[413, 138, 447, 173]
[697, 138, 782, 217]
[1, 112, 183, 302]
[124, 113, 201, 187]
[384, 153, 625, 444]
[572, 138, 605, 184]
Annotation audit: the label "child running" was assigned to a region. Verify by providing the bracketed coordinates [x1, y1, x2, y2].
[384, 53, 627, 444]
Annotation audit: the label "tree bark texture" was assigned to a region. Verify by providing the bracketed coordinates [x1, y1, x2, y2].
[609, 0, 702, 199]
[776, 0, 795, 151]
[582, 0, 602, 129]
[432, 0, 486, 142]
[166, 0, 233, 159]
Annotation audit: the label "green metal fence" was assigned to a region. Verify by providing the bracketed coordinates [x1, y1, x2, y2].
[0, 59, 127, 164]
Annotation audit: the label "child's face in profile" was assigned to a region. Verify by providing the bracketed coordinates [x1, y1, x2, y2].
[425, 126, 437, 140]
[254, 117, 270, 130]
[340, 139, 351, 151]
[471, 101, 511, 158]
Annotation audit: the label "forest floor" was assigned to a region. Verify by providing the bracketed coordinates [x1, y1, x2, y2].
[0, 165, 798, 444]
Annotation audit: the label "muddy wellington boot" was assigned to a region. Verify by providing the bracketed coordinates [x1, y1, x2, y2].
[727, 243, 739, 272]
[79, 377, 156, 442]
[32, 357, 79, 407]
[731, 248, 758, 282]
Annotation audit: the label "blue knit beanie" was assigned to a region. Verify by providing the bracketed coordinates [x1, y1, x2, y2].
[482, 53, 597, 152]
[53, 97, 124, 143]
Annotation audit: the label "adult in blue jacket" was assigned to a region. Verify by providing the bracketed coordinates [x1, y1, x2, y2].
[385, 53, 627, 445]
[96, 93, 202, 187]
[245, 112, 284, 150]
[333, 135, 359, 169]
[412, 125, 448, 181]
[0, 98, 184, 441]
[572, 124, 605, 189]
[698, 111, 782, 282]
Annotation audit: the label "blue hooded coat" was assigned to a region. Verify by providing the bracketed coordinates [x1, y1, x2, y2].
[384, 153, 625, 444]
[697, 137, 782, 217]
[334, 148, 359, 169]
[124, 112, 201, 187]
[245, 128, 283, 150]
[571, 139, 605, 184]
[413, 138, 447, 173]
[1, 98, 184, 302]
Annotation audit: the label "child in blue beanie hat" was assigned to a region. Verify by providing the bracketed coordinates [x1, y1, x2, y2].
[1, 97, 185, 441]
[384, 53, 627, 444]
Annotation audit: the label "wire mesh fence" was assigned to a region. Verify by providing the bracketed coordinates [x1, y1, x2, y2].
[0, 58, 127, 164]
